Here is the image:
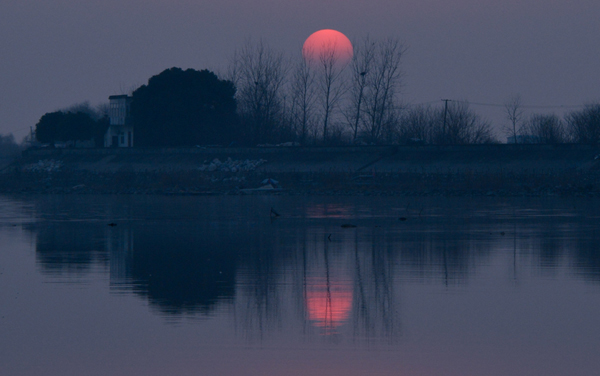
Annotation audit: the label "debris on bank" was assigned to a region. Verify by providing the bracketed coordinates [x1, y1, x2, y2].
[198, 158, 267, 172]
[261, 178, 279, 186]
[240, 183, 281, 193]
[26, 159, 63, 173]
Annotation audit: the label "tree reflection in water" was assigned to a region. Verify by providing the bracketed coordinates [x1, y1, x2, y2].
[25, 196, 600, 343]
[304, 237, 353, 335]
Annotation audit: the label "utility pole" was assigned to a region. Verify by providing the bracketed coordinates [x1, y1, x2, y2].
[442, 99, 450, 143]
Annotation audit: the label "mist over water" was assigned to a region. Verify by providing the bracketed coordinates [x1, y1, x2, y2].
[1, 195, 600, 375]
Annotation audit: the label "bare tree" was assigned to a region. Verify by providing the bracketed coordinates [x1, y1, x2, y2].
[312, 39, 348, 143]
[362, 38, 405, 143]
[522, 113, 565, 144]
[565, 104, 600, 144]
[433, 102, 495, 144]
[503, 94, 524, 143]
[398, 105, 437, 143]
[398, 102, 494, 144]
[345, 37, 376, 143]
[289, 52, 317, 144]
[229, 40, 288, 145]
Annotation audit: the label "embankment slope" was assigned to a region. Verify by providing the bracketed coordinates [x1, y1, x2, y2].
[4, 145, 600, 196]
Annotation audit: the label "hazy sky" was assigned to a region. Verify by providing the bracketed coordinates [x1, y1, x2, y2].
[1, 0, 599, 140]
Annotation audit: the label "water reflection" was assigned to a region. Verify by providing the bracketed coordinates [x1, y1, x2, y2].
[20, 196, 600, 340]
[306, 277, 353, 332]
[31, 221, 238, 314]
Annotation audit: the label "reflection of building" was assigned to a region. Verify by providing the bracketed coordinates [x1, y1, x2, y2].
[104, 95, 133, 147]
[107, 227, 134, 289]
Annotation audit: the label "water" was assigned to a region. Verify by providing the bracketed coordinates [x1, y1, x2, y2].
[1, 195, 600, 375]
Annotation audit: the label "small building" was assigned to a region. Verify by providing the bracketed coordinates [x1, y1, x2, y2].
[105, 95, 134, 147]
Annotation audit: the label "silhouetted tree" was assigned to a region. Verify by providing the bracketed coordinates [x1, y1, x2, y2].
[131, 67, 238, 147]
[398, 105, 437, 143]
[289, 53, 317, 144]
[57, 102, 110, 147]
[0, 134, 20, 157]
[344, 37, 376, 143]
[35, 112, 62, 144]
[398, 102, 495, 144]
[503, 94, 524, 143]
[313, 40, 348, 143]
[64, 101, 102, 120]
[35, 111, 97, 145]
[566, 104, 600, 144]
[229, 41, 289, 145]
[362, 38, 405, 144]
[441, 102, 495, 144]
[93, 116, 110, 147]
[522, 113, 565, 144]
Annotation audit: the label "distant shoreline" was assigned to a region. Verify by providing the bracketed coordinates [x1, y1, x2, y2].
[2, 145, 600, 197]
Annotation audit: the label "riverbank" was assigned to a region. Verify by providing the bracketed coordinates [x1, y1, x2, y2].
[2, 145, 600, 196]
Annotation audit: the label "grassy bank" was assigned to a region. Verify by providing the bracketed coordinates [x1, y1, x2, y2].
[2, 168, 600, 197]
[2, 145, 600, 196]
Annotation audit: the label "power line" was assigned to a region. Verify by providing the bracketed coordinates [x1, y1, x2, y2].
[453, 100, 585, 109]
[411, 100, 440, 106]
[411, 99, 587, 110]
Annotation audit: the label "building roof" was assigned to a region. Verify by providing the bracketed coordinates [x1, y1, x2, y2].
[109, 95, 131, 100]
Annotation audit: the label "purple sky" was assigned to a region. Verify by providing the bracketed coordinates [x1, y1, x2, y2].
[1, 0, 599, 140]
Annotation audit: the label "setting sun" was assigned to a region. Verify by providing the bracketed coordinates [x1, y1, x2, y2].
[302, 29, 353, 66]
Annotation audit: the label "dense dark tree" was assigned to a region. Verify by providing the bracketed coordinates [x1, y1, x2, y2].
[35, 111, 62, 144]
[131, 68, 239, 147]
[64, 101, 103, 120]
[35, 111, 97, 144]
[93, 116, 110, 147]
[0, 134, 20, 157]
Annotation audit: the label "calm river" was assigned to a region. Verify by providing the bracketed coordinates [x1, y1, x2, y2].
[1, 195, 599, 375]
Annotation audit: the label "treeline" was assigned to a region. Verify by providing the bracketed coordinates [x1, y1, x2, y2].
[34, 102, 109, 147]
[132, 68, 238, 147]
[31, 38, 600, 147]
[516, 105, 600, 144]
[502, 95, 600, 144]
[228, 39, 600, 146]
[400, 102, 600, 145]
[0, 134, 21, 158]
[230, 38, 418, 145]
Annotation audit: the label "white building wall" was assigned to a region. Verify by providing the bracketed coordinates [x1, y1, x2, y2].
[104, 125, 134, 147]
[105, 95, 134, 147]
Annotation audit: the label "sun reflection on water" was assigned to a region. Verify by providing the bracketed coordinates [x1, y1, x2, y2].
[305, 277, 353, 334]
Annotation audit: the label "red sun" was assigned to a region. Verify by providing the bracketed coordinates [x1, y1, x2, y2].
[302, 29, 353, 66]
